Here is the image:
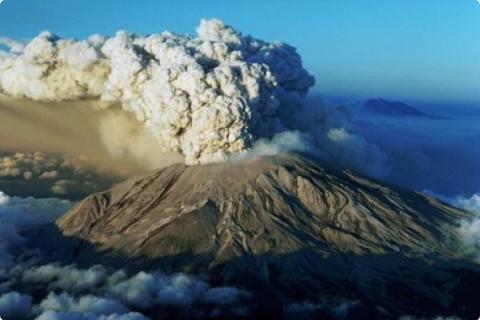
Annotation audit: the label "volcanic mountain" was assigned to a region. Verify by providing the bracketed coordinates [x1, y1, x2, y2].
[55, 153, 480, 319]
[360, 98, 429, 117]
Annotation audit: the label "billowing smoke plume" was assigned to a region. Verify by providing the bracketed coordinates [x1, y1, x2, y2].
[98, 112, 183, 170]
[0, 19, 314, 165]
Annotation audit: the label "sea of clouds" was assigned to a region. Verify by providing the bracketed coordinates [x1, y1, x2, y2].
[0, 190, 254, 320]
[3, 177, 477, 320]
[0, 152, 124, 199]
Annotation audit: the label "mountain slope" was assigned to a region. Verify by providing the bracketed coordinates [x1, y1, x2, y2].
[56, 153, 478, 318]
[57, 153, 463, 260]
[360, 98, 429, 117]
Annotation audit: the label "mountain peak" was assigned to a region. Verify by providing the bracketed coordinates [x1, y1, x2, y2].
[55, 153, 478, 317]
[362, 98, 429, 117]
[58, 152, 466, 262]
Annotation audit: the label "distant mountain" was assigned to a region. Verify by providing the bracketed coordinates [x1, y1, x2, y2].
[53, 153, 480, 319]
[359, 98, 430, 117]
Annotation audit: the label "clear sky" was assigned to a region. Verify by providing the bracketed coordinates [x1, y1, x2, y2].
[0, 0, 479, 105]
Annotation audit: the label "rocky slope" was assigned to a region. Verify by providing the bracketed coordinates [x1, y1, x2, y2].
[56, 153, 480, 318]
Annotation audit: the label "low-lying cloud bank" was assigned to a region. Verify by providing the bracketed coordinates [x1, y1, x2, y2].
[424, 191, 480, 263]
[454, 194, 480, 262]
[0, 190, 71, 268]
[0, 152, 125, 199]
[454, 194, 480, 215]
[0, 190, 252, 319]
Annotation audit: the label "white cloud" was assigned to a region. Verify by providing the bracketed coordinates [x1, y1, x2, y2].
[0, 191, 9, 205]
[423, 191, 480, 263]
[39, 292, 128, 315]
[22, 264, 108, 293]
[455, 195, 480, 262]
[327, 127, 349, 143]
[454, 193, 480, 214]
[35, 311, 150, 320]
[108, 271, 249, 310]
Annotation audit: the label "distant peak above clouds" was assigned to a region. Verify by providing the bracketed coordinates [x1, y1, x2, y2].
[347, 98, 447, 119]
[362, 98, 428, 117]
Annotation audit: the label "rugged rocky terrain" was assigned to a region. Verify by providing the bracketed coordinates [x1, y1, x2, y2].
[55, 153, 480, 319]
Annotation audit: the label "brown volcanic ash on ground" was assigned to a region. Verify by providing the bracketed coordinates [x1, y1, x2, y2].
[55, 153, 480, 318]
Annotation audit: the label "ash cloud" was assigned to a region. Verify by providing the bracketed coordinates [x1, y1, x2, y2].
[98, 112, 183, 171]
[0, 19, 392, 180]
[0, 19, 314, 165]
[0, 96, 185, 174]
[229, 131, 314, 161]
[283, 96, 391, 178]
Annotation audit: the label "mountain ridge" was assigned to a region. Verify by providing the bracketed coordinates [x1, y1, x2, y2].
[54, 153, 480, 318]
[57, 153, 466, 262]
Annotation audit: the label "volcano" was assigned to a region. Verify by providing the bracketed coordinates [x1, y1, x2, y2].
[55, 153, 480, 319]
[360, 99, 429, 117]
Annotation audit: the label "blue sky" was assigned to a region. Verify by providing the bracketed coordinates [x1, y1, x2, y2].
[1, 0, 479, 105]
